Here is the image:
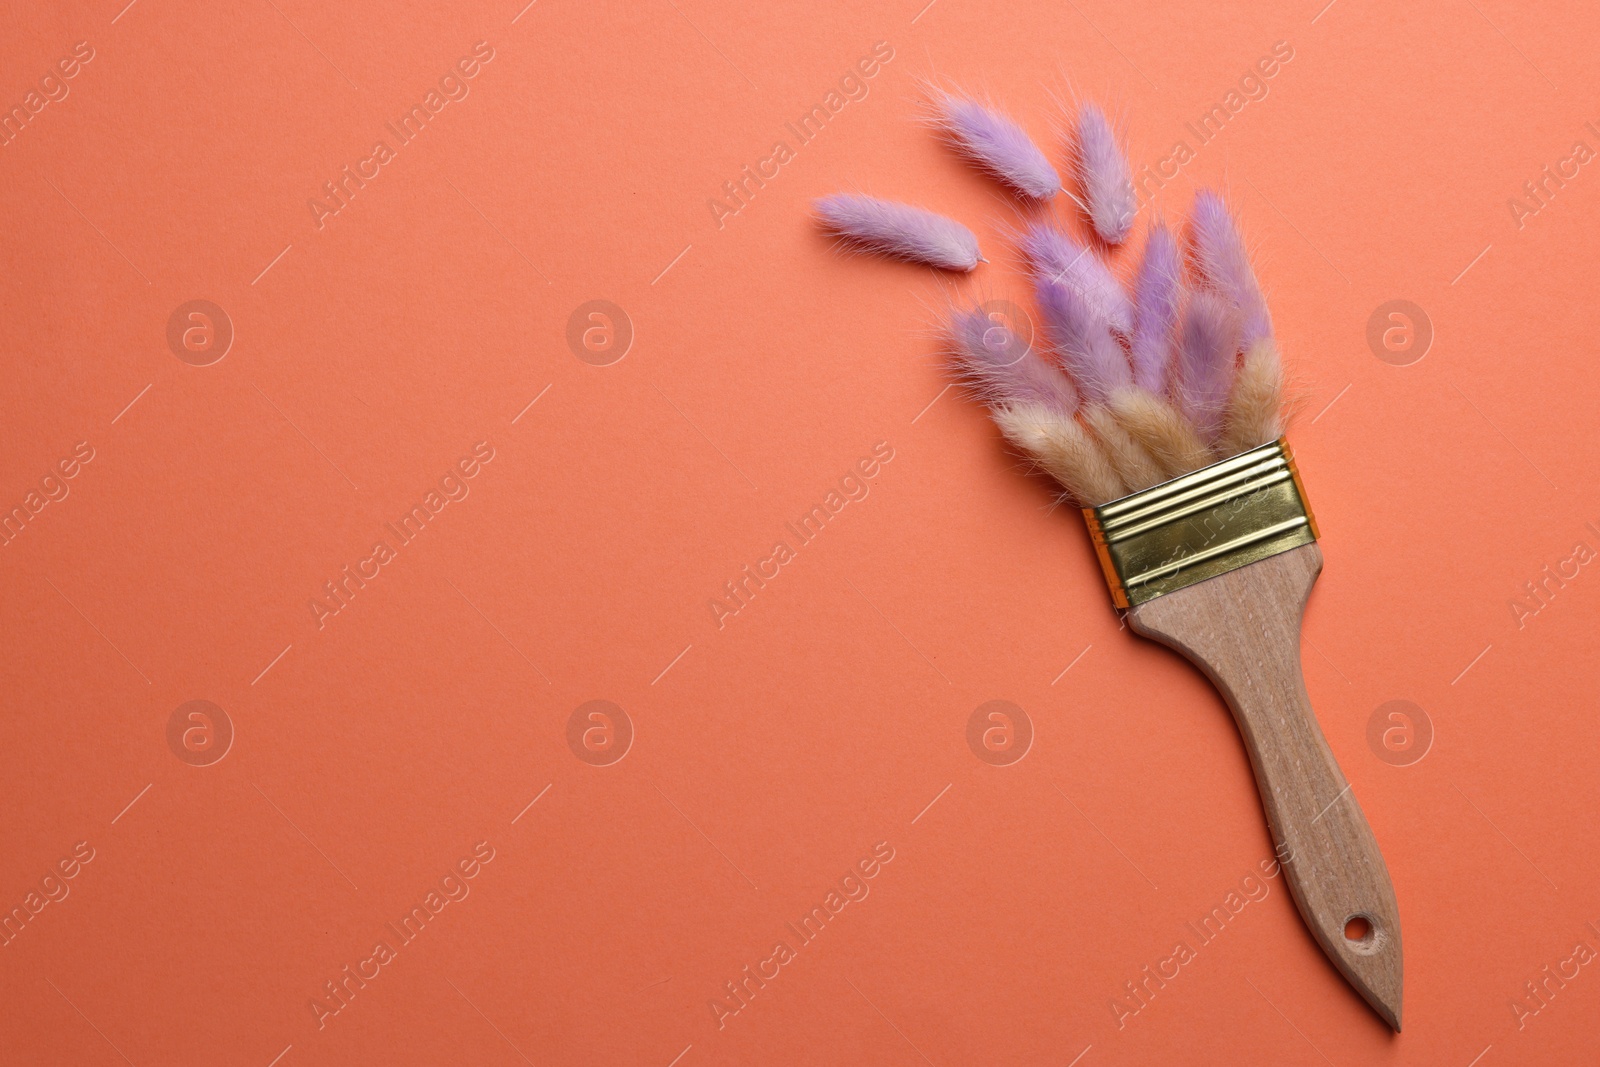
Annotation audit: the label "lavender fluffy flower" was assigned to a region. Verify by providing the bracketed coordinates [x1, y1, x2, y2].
[815, 194, 983, 271]
[1035, 276, 1133, 404]
[1130, 222, 1183, 394]
[950, 305, 1079, 414]
[1074, 102, 1136, 245]
[1020, 223, 1133, 337]
[1176, 291, 1241, 442]
[1189, 190, 1272, 348]
[935, 93, 1060, 200]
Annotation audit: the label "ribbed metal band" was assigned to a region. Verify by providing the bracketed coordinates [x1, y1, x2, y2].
[1082, 438, 1319, 608]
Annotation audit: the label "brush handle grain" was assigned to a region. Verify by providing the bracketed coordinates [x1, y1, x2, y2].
[1127, 543, 1403, 1031]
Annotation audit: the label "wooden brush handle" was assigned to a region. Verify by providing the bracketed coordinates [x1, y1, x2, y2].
[1127, 543, 1404, 1030]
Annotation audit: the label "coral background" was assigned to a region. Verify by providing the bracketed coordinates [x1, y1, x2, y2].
[1, 0, 1597, 1063]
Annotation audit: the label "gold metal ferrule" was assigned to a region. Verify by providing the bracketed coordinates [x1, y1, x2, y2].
[1082, 438, 1319, 608]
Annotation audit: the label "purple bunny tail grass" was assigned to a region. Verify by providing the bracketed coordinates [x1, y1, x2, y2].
[1036, 276, 1133, 404]
[950, 306, 1080, 414]
[1019, 223, 1133, 337]
[1176, 291, 1242, 445]
[1131, 221, 1183, 394]
[934, 92, 1061, 201]
[1189, 190, 1272, 348]
[815, 194, 983, 272]
[1074, 102, 1136, 245]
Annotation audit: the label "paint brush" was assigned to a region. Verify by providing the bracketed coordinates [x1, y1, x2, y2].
[966, 208, 1401, 1031]
[932, 105, 1404, 1029]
